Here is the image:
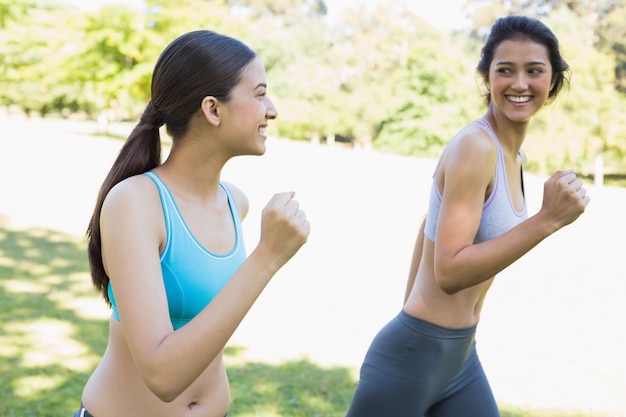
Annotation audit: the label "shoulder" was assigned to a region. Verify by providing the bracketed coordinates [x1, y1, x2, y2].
[437, 122, 499, 198]
[221, 181, 249, 220]
[446, 123, 497, 160]
[101, 174, 162, 226]
[441, 123, 498, 175]
[99, 174, 164, 253]
[104, 174, 159, 210]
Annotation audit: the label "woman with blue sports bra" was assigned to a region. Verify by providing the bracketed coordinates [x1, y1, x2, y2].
[345, 15, 590, 417]
[76, 30, 310, 417]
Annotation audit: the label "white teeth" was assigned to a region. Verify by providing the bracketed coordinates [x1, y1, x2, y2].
[508, 96, 530, 103]
[258, 127, 266, 134]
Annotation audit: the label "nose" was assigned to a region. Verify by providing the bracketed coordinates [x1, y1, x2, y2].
[511, 73, 528, 90]
[266, 97, 278, 120]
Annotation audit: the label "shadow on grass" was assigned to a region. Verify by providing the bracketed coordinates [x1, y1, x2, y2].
[0, 220, 599, 417]
[0, 221, 108, 416]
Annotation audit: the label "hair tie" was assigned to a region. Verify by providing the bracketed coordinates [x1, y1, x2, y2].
[142, 100, 166, 128]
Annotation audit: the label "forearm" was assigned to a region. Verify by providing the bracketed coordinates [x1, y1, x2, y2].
[143, 190, 309, 400]
[142, 248, 282, 401]
[436, 212, 557, 294]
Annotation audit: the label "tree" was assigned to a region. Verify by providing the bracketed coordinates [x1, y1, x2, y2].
[596, 5, 626, 94]
[0, 0, 34, 29]
[0, 1, 82, 115]
[375, 29, 481, 157]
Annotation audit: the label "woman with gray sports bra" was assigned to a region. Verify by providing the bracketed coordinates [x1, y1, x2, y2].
[74, 30, 310, 417]
[345, 15, 590, 417]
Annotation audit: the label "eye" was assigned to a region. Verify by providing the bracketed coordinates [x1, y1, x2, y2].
[529, 68, 544, 74]
[496, 67, 512, 74]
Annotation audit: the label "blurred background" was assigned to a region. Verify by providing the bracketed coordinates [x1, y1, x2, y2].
[1, 0, 625, 182]
[1, 1, 625, 416]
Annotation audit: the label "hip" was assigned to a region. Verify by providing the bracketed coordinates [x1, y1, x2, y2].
[361, 310, 478, 379]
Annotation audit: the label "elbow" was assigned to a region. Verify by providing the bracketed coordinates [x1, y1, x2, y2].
[143, 371, 183, 403]
[434, 269, 463, 295]
[437, 279, 462, 295]
[156, 391, 179, 404]
[147, 379, 179, 403]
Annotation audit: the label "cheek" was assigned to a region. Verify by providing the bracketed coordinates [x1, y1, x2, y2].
[242, 100, 264, 116]
[488, 77, 506, 94]
[539, 78, 554, 96]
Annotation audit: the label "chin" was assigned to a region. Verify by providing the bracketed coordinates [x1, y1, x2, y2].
[251, 144, 267, 156]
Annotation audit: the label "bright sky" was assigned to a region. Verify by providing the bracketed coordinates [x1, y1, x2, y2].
[65, 0, 467, 30]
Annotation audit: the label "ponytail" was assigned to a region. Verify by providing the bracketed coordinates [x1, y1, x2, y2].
[86, 101, 164, 304]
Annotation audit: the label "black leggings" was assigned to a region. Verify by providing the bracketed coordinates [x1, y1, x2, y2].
[345, 310, 500, 417]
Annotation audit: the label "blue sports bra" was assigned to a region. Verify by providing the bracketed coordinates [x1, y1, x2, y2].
[424, 118, 528, 243]
[107, 171, 247, 329]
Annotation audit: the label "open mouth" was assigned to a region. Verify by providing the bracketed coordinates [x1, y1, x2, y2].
[507, 95, 531, 103]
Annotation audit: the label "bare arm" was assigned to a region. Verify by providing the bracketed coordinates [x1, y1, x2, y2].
[404, 216, 426, 303]
[433, 134, 589, 294]
[102, 179, 309, 402]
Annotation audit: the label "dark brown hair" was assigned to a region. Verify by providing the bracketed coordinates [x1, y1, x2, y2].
[87, 30, 257, 304]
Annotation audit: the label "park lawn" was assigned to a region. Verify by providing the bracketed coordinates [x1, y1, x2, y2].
[0, 222, 597, 417]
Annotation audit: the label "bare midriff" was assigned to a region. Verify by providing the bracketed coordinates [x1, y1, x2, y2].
[81, 319, 230, 417]
[403, 240, 494, 329]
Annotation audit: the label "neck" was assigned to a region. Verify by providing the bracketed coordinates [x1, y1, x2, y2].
[155, 134, 226, 202]
[484, 110, 528, 156]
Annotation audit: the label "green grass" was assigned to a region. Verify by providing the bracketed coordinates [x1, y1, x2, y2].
[0, 220, 598, 417]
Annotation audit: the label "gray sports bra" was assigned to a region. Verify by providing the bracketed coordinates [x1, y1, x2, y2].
[424, 118, 528, 243]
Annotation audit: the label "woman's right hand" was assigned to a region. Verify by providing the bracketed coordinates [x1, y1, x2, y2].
[540, 169, 590, 232]
[258, 191, 310, 269]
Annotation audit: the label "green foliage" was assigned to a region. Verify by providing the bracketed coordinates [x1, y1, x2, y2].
[375, 35, 481, 157]
[0, 2, 77, 114]
[0, 0, 35, 29]
[0, 0, 625, 176]
[67, 5, 165, 117]
[596, 6, 626, 93]
[146, 0, 235, 38]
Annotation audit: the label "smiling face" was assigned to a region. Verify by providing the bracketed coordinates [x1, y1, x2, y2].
[487, 39, 554, 124]
[221, 56, 278, 157]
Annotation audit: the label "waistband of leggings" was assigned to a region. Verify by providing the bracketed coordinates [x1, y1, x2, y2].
[76, 403, 228, 417]
[398, 309, 477, 339]
[76, 403, 95, 417]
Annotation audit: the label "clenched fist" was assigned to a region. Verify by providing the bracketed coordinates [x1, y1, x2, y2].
[540, 169, 590, 231]
[258, 191, 310, 269]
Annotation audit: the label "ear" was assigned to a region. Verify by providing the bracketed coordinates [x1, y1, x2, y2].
[200, 96, 221, 126]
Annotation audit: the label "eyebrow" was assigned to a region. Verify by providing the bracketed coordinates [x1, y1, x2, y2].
[495, 60, 547, 66]
[254, 83, 267, 89]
